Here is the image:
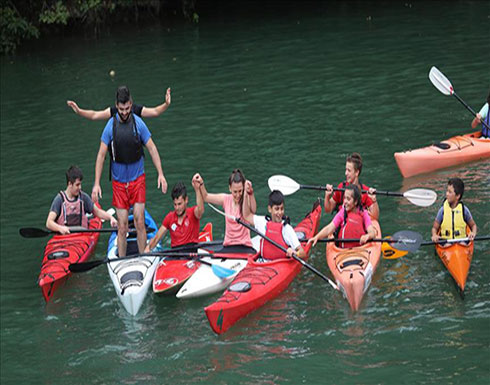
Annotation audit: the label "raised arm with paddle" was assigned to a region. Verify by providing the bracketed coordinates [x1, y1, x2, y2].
[268, 175, 437, 207]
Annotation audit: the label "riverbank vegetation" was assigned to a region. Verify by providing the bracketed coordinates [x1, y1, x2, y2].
[1, 0, 198, 54]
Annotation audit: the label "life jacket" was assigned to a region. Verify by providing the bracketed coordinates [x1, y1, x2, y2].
[109, 113, 143, 164]
[482, 108, 490, 138]
[339, 207, 366, 248]
[260, 217, 290, 260]
[440, 199, 466, 239]
[334, 181, 371, 211]
[56, 191, 88, 228]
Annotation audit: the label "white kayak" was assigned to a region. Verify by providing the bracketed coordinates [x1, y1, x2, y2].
[176, 236, 260, 299]
[106, 210, 160, 315]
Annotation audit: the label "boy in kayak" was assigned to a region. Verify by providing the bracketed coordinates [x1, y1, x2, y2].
[46, 166, 117, 234]
[309, 184, 376, 249]
[323, 153, 379, 220]
[471, 90, 490, 138]
[145, 178, 204, 252]
[431, 178, 477, 243]
[67, 87, 171, 121]
[242, 189, 305, 261]
[92, 86, 168, 257]
[195, 169, 257, 253]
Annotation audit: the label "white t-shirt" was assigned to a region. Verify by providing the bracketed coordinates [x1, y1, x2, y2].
[478, 102, 489, 119]
[253, 215, 301, 250]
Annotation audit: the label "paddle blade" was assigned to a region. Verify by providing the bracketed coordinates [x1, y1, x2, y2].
[382, 236, 408, 259]
[268, 175, 300, 196]
[429, 66, 453, 96]
[19, 227, 50, 238]
[390, 230, 423, 253]
[210, 264, 236, 278]
[69, 259, 105, 273]
[403, 189, 437, 207]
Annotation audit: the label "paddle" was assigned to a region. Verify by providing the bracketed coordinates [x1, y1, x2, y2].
[429, 66, 490, 131]
[381, 235, 490, 259]
[268, 175, 437, 207]
[306, 230, 423, 251]
[19, 225, 157, 238]
[208, 203, 339, 290]
[69, 250, 237, 278]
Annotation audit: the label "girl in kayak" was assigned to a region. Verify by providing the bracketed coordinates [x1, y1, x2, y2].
[308, 184, 376, 248]
[323, 153, 379, 220]
[431, 177, 477, 243]
[67, 86, 171, 121]
[195, 169, 257, 253]
[241, 189, 305, 261]
[471, 90, 490, 138]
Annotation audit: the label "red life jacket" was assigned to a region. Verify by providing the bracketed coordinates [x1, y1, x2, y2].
[339, 207, 366, 248]
[56, 191, 88, 228]
[260, 219, 289, 260]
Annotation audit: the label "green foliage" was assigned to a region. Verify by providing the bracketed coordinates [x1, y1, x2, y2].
[39, 1, 70, 25]
[0, 5, 39, 54]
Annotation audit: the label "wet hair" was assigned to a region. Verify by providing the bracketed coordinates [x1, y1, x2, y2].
[448, 177, 464, 200]
[116, 86, 132, 104]
[228, 168, 246, 186]
[171, 181, 187, 200]
[66, 165, 83, 185]
[346, 152, 363, 175]
[268, 190, 285, 207]
[345, 184, 362, 209]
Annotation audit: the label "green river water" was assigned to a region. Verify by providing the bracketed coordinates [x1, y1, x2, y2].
[1, 1, 489, 384]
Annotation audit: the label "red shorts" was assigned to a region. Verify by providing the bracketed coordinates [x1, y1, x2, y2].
[112, 174, 146, 210]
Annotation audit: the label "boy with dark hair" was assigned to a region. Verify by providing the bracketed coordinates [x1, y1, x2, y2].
[431, 177, 477, 242]
[145, 175, 204, 251]
[242, 189, 305, 261]
[46, 166, 117, 234]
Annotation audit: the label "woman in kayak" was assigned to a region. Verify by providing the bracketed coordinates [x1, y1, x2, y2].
[195, 169, 257, 253]
[471, 90, 490, 138]
[323, 152, 379, 220]
[308, 184, 376, 248]
[431, 177, 477, 243]
[67, 86, 171, 121]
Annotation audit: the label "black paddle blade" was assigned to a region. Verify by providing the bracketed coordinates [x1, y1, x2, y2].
[19, 227, 50, 238]
[69, 259, 105, 273]
[391, 230, 423, 252]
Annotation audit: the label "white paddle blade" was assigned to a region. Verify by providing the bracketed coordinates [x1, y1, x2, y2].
[267, 175, 300, 196]
[429, 66, 453, 96]
[403, 188, 437, 207]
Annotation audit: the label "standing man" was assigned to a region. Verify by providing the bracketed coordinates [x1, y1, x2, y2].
[92, 86, 168, 257]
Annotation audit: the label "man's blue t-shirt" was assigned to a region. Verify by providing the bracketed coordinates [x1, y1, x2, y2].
[101, 114, 151, 183]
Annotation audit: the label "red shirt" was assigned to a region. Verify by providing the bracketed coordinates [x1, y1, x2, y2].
[163, 206, 200, 247]
[332, 181, 374, 210]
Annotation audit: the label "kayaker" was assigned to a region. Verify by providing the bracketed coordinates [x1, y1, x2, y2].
[46, 165, 117, 234]
[242, 189, 305, 261]
[323, 153, 379, 220]
[92, 86, 168, 257]
[195, 169, 257, 253]
[145, 178, 204, 252]
[309, 184, 376, 248]
[67, 86, 171, 121]
[471, 90, 490, 138]
[431, 177, 477, 243]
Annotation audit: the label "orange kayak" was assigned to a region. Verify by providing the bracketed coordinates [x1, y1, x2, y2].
[326, 221, 382, 311]
[435, 237, 474, 293]
[394, 131, 490, 178]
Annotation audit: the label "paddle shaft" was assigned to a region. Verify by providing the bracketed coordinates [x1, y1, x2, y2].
[20, 226, 156, 238]
[452, 91, 490, 131]
[421, 235, 490, 246]
[234, 217, 338, 289]
[299, 184, 403, 197]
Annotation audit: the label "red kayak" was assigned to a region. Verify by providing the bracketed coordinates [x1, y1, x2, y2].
[38, 211, 102, 302]
[153, 222, 213, 294]
[204, 201, 322, 334]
